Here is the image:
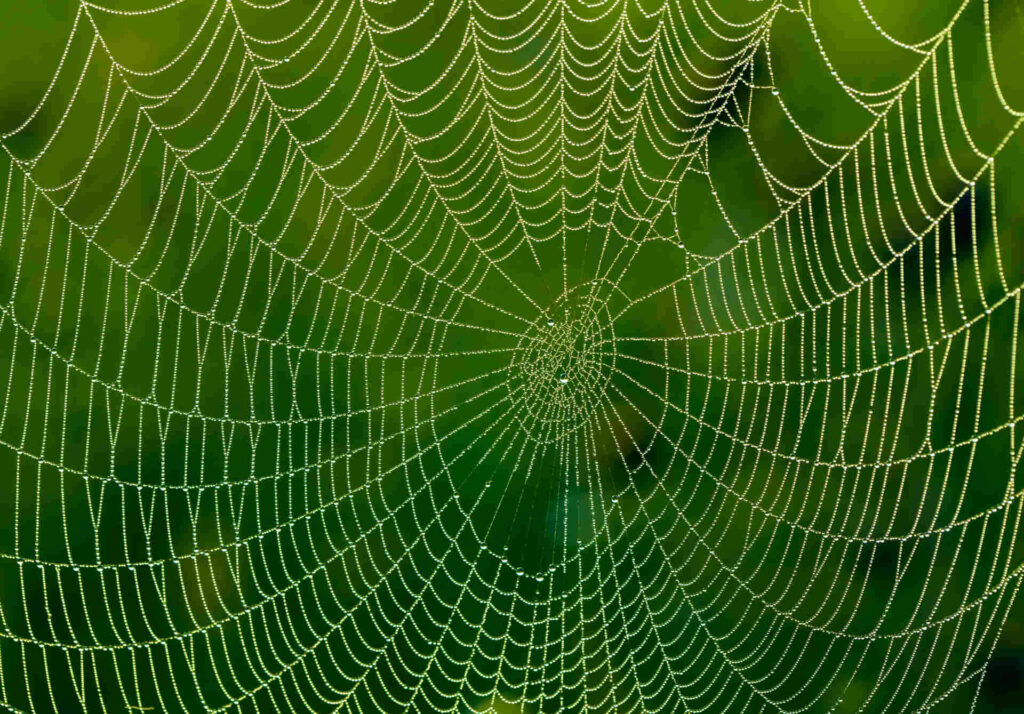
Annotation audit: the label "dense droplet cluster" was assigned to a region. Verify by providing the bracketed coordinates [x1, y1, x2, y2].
[508, 285, 616, 444]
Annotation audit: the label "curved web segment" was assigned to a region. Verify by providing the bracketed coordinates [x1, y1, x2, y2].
[0, 0, 1023, 711]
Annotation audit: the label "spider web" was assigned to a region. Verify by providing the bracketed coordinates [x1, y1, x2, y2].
[1, 0, 1023, 711]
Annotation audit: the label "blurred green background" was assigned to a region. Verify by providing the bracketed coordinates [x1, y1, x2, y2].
[1, 0, 1023, 711]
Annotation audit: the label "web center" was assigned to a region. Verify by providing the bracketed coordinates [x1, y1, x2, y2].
[508, 285, 615, 444]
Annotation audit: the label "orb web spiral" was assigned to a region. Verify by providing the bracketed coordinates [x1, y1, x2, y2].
[1, 0, 1023, 712]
